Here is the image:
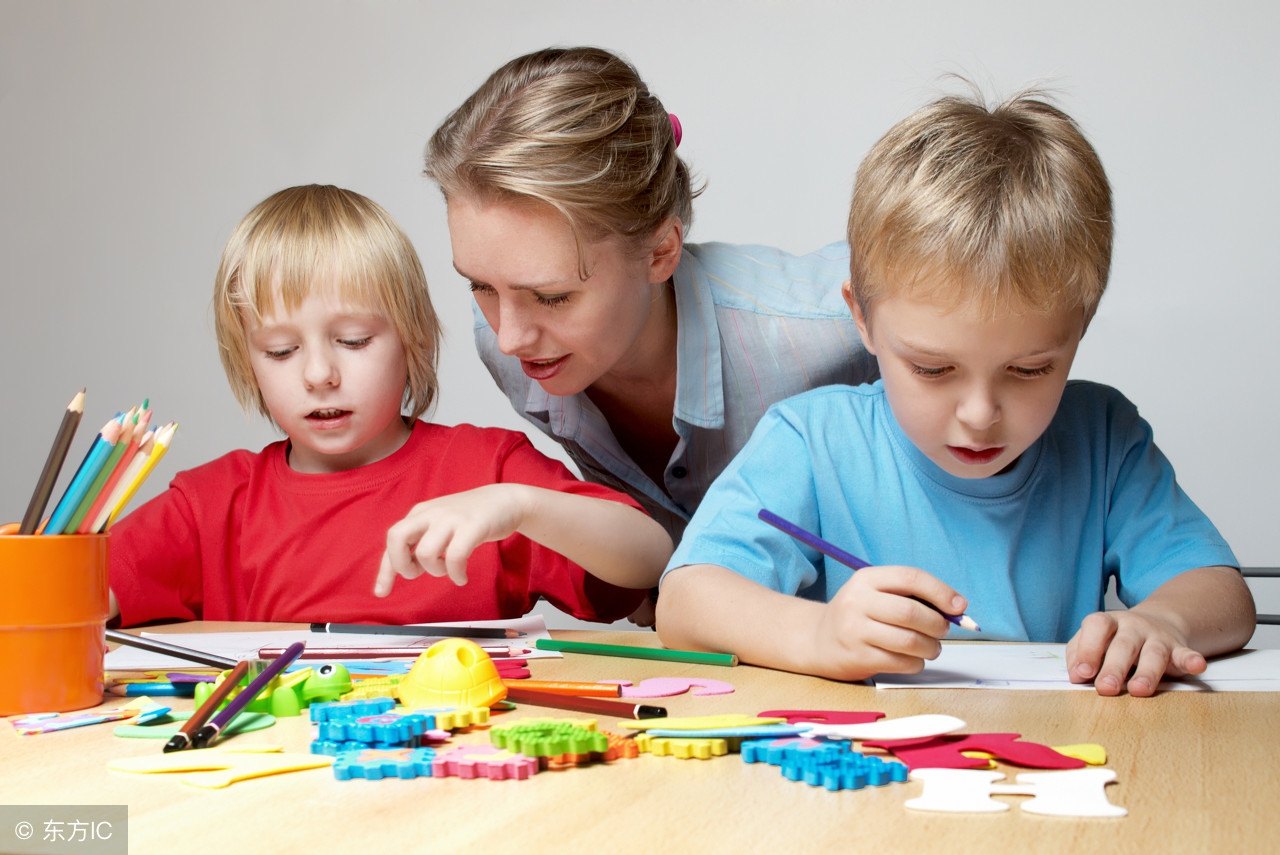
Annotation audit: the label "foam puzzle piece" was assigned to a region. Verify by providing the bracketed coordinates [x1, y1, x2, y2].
[602, 677, 735, 698]
[635, 732, 730, 759]
[906, 768, 1126, 817]
[430, 745, 539, 781]
[538, 730, 641, 768]
[490, 720, 607, 756]
[801, 714, 966, 742]
[316, 712, 436, 745]
[863, 733, 1085, 771]
[741, 737, 827, 765]
[619, 714, 784, 731]
[333, 747, 438, 781]
[407, 706, 491, 730]
[310, 697, 396, 723]
[399, 638, 507, 709]
[1053, 744, 1107, 765]
[109, 745, 333, 788]
[114, 711, 275, 739]
[774, 744, 909, 792]
[758, 710, 885, 725]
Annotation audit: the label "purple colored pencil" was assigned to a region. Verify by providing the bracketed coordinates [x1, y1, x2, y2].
[757, 508, 980, 631]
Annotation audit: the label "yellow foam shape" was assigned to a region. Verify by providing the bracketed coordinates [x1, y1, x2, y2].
[1053, 744, 1107, 765]
[634, 733, 729, 759]
[959, 751, 998, 769]
[109, 745, 333, 788]
[417, 706, 492, 730]
[619, 714, 784, 731]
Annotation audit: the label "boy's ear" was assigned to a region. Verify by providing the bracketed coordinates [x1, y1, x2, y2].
[842, 280, 876, 354]
[647, 217, 684, 284]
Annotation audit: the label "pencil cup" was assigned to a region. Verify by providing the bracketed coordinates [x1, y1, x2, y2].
[0, 533, 109, 715]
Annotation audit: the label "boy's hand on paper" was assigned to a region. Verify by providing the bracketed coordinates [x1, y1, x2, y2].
[1065, 610, 1206, 698]
[812, 565, 959, 680]
[375, 485, 532, 596]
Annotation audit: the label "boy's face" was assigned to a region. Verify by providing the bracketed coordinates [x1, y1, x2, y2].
[846, 283, 1086, 479]
[245, 290, 410, 474]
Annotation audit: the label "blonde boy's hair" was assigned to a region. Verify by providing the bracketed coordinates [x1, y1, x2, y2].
[425, 46, 699, 276]
[213, 185, 442, 422]
[848, 87, 1113, 320]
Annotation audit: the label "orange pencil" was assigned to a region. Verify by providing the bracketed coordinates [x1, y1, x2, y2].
[502, 680, 622, 698]
[83, 408, 152, 533]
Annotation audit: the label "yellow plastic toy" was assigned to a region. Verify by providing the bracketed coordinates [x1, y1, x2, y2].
[397, 638, 507, 710]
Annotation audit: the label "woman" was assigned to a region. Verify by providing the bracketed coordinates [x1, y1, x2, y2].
[424, 46, 877, 551]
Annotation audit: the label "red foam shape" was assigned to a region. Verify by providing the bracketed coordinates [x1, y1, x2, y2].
[758, 709, 885, 725]
[862, 733, 1086, 771]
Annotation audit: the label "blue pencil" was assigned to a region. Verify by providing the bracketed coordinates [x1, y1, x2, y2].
[757, 508, 980, 631]
[42, 416, 124, 535]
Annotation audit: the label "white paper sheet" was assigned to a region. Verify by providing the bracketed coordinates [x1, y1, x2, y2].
[104, 615, 557, 670]
[874, 643, 1280, 691]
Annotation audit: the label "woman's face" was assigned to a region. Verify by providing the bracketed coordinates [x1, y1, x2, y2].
[447, 195, 677, 396]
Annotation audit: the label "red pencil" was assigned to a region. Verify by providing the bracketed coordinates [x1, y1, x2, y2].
[504, 686, 666, 719]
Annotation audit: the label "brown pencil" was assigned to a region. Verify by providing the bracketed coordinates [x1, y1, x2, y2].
[164, 659, 250, 753]
[19, 389, 85, 534]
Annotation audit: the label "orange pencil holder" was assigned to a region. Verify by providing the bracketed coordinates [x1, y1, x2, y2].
[0, 532, 109, 715]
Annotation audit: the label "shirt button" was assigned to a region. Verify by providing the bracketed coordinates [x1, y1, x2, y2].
[670, 466, 688, 479]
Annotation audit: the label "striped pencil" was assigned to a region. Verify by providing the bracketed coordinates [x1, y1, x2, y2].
[65, 408, 136, 533]
[18, 389, 86, 534]
[42, 416, 125, 535]
[105, 422, 177, 528]
[82, 407, 152, 533]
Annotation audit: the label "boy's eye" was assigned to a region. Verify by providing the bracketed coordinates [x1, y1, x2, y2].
[468, 281, 495, 296]
[1011, 363, 1055, 378]
[910, 363, 952, 378]
[264, 347, 296, 360]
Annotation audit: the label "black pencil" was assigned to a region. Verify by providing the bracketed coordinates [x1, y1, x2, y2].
[105, 629, 238, 669]
[19, 389, 85, 534]
[309, 621, 520, 639]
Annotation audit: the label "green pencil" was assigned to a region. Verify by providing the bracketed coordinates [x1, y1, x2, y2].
[535, 638, 738, 667]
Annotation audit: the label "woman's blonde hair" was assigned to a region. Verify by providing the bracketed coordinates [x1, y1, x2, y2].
[213, 185, 442, 422]
[425, 46, 699, 275]
[848, 86, 1113, 321]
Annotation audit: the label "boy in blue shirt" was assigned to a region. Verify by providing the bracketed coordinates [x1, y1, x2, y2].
[657, 89, 1256, 696]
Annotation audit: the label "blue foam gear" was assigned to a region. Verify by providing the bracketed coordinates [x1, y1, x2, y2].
[310, 697, 396, 723]
[333, 747, 438, 781]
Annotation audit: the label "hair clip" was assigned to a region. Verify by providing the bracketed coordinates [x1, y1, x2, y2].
[669, 113, 683, 148]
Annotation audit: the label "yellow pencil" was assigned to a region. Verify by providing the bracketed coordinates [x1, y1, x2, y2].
[105, 422, 177, 528]
[66, 408, 136, 533]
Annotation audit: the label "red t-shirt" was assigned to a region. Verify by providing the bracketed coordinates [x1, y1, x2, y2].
[109, 420, 647, 626]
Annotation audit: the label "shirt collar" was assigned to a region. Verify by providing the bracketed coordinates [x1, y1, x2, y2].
[670, 247, 725, 429]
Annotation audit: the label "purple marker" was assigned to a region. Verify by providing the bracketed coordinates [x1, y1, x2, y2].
[191, 641, 306, 748]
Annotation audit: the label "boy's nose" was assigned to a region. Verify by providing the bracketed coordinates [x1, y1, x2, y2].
[956, 384, 1000, 430]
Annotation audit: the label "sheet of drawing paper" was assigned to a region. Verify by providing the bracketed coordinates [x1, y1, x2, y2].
[104, 615, 557, 669]
[874, 643, 1280, 691]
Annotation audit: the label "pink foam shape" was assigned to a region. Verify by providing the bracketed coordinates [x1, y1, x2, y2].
[757, 709, 885, 725]
[863, 733, 1086, 771]
[600, 677, 735, 698]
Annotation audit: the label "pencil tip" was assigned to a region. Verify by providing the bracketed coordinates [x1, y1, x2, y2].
[958, 615, 981, 632]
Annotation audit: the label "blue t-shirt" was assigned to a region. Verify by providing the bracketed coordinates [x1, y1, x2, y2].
[664, 380, 1238, 642]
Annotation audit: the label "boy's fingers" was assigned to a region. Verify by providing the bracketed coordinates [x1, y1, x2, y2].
[373, 551, 395, 598]
[1170, 646, 1207, 677]
[1067, 612, 1117, 683]
[1125, 640, 1172, 697]
[1094, 629, 1141, 696]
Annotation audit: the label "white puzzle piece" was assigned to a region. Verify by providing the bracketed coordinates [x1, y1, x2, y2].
[802, 714, 966, 741]
[906, 768, 1126, 817]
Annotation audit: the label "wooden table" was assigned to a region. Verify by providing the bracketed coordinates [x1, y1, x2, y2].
[1, 624, 1273, 854]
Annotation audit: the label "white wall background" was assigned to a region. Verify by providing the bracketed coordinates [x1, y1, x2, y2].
[2, 1, 1276, 644]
